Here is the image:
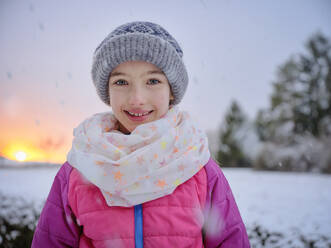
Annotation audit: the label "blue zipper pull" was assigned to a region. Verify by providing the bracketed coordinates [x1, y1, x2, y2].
[134, 204, 143, 248]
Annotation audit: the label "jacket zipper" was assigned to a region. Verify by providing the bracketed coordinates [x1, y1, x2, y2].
[134, 204, 143, 248]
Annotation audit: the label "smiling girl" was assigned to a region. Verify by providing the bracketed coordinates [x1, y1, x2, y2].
[32, 21, 250, 248]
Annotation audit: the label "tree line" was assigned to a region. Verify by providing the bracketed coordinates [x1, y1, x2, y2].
[213, 32, 331, 173]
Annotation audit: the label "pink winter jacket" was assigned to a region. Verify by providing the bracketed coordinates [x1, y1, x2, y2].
[32, 158, 250, 247]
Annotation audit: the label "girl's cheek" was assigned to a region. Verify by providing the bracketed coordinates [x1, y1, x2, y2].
[156, 95, 166, 105]
[110, 90, 125, 100]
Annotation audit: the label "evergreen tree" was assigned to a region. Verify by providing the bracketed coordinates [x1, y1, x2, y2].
[256, 32, 331, 144]
[217, 100, 251, 167]
[254, 32, 331, 172]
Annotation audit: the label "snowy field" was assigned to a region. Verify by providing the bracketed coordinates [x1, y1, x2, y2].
[1, 165, 331, 246]
[222, 168, 331, 237]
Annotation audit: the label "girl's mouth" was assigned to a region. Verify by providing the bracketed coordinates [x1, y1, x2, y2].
[124, 110, 153, 121]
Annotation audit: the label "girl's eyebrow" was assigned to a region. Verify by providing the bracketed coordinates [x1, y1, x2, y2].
[110, 70, 165, 78]
[145, 70, 165, 76]
[110, 71, 126, 77]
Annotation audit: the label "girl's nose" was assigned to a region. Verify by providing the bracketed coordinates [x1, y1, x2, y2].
[128, 86, 146, 106]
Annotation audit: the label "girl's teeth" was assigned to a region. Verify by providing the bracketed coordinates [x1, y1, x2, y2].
[128, 111, 149, 117]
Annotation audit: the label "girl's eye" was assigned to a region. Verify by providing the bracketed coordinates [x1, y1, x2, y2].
[148, 79, 160, 85]
[114, 80, 128, 85]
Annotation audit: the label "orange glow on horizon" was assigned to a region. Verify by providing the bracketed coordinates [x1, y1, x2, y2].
[0, 99, 73, 165]
[2, 141, 66, 164]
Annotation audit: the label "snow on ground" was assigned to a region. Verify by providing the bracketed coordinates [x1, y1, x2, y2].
[0, 166, 59, 203]
[0, 165, 331, 238]
[222, 168, 331, 237]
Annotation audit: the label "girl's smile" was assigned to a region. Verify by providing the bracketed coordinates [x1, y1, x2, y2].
[124, 109, 153, 122]
[108, 61, 174, 134]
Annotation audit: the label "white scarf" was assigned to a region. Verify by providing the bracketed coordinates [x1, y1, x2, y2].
[67, 106, 210, 207]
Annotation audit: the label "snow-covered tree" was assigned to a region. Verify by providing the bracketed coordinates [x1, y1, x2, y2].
[217, 100, 252, 167]
[256, 32, 331, 144]
[255, 32, 331, 173]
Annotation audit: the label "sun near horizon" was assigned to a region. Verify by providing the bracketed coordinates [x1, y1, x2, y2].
[1, 141, 67, 164]
[14, 151, 27, 161]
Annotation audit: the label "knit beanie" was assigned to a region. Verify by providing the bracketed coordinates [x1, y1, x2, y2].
[91, 21, 188, 106]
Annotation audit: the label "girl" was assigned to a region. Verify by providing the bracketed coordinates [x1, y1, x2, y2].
[32, 21, 250, 248]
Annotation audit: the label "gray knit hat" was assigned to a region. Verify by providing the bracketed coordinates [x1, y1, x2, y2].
[91, 21, 188, 106]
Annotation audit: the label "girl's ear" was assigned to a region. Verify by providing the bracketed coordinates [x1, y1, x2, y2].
[169, 93, 174, 105]
[170, 92, 174, 100]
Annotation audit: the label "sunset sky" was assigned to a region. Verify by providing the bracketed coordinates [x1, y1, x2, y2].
[1, 0, 330, 163]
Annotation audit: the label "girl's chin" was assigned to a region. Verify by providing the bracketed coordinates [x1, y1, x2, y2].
[118, 123, 132, 134]
[119, 120, 148, 134]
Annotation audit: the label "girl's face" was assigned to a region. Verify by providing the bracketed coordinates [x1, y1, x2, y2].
[108, 61, 174, 134]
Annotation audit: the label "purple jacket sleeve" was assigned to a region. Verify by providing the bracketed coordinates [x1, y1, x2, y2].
[203, 158, 250, 248]
[32, 162, 80, 248]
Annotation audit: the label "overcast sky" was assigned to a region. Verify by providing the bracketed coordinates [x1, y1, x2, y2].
[1, 0, 330, 162]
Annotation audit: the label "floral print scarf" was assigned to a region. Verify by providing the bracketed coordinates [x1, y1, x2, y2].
[67, 106, 210, 207]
